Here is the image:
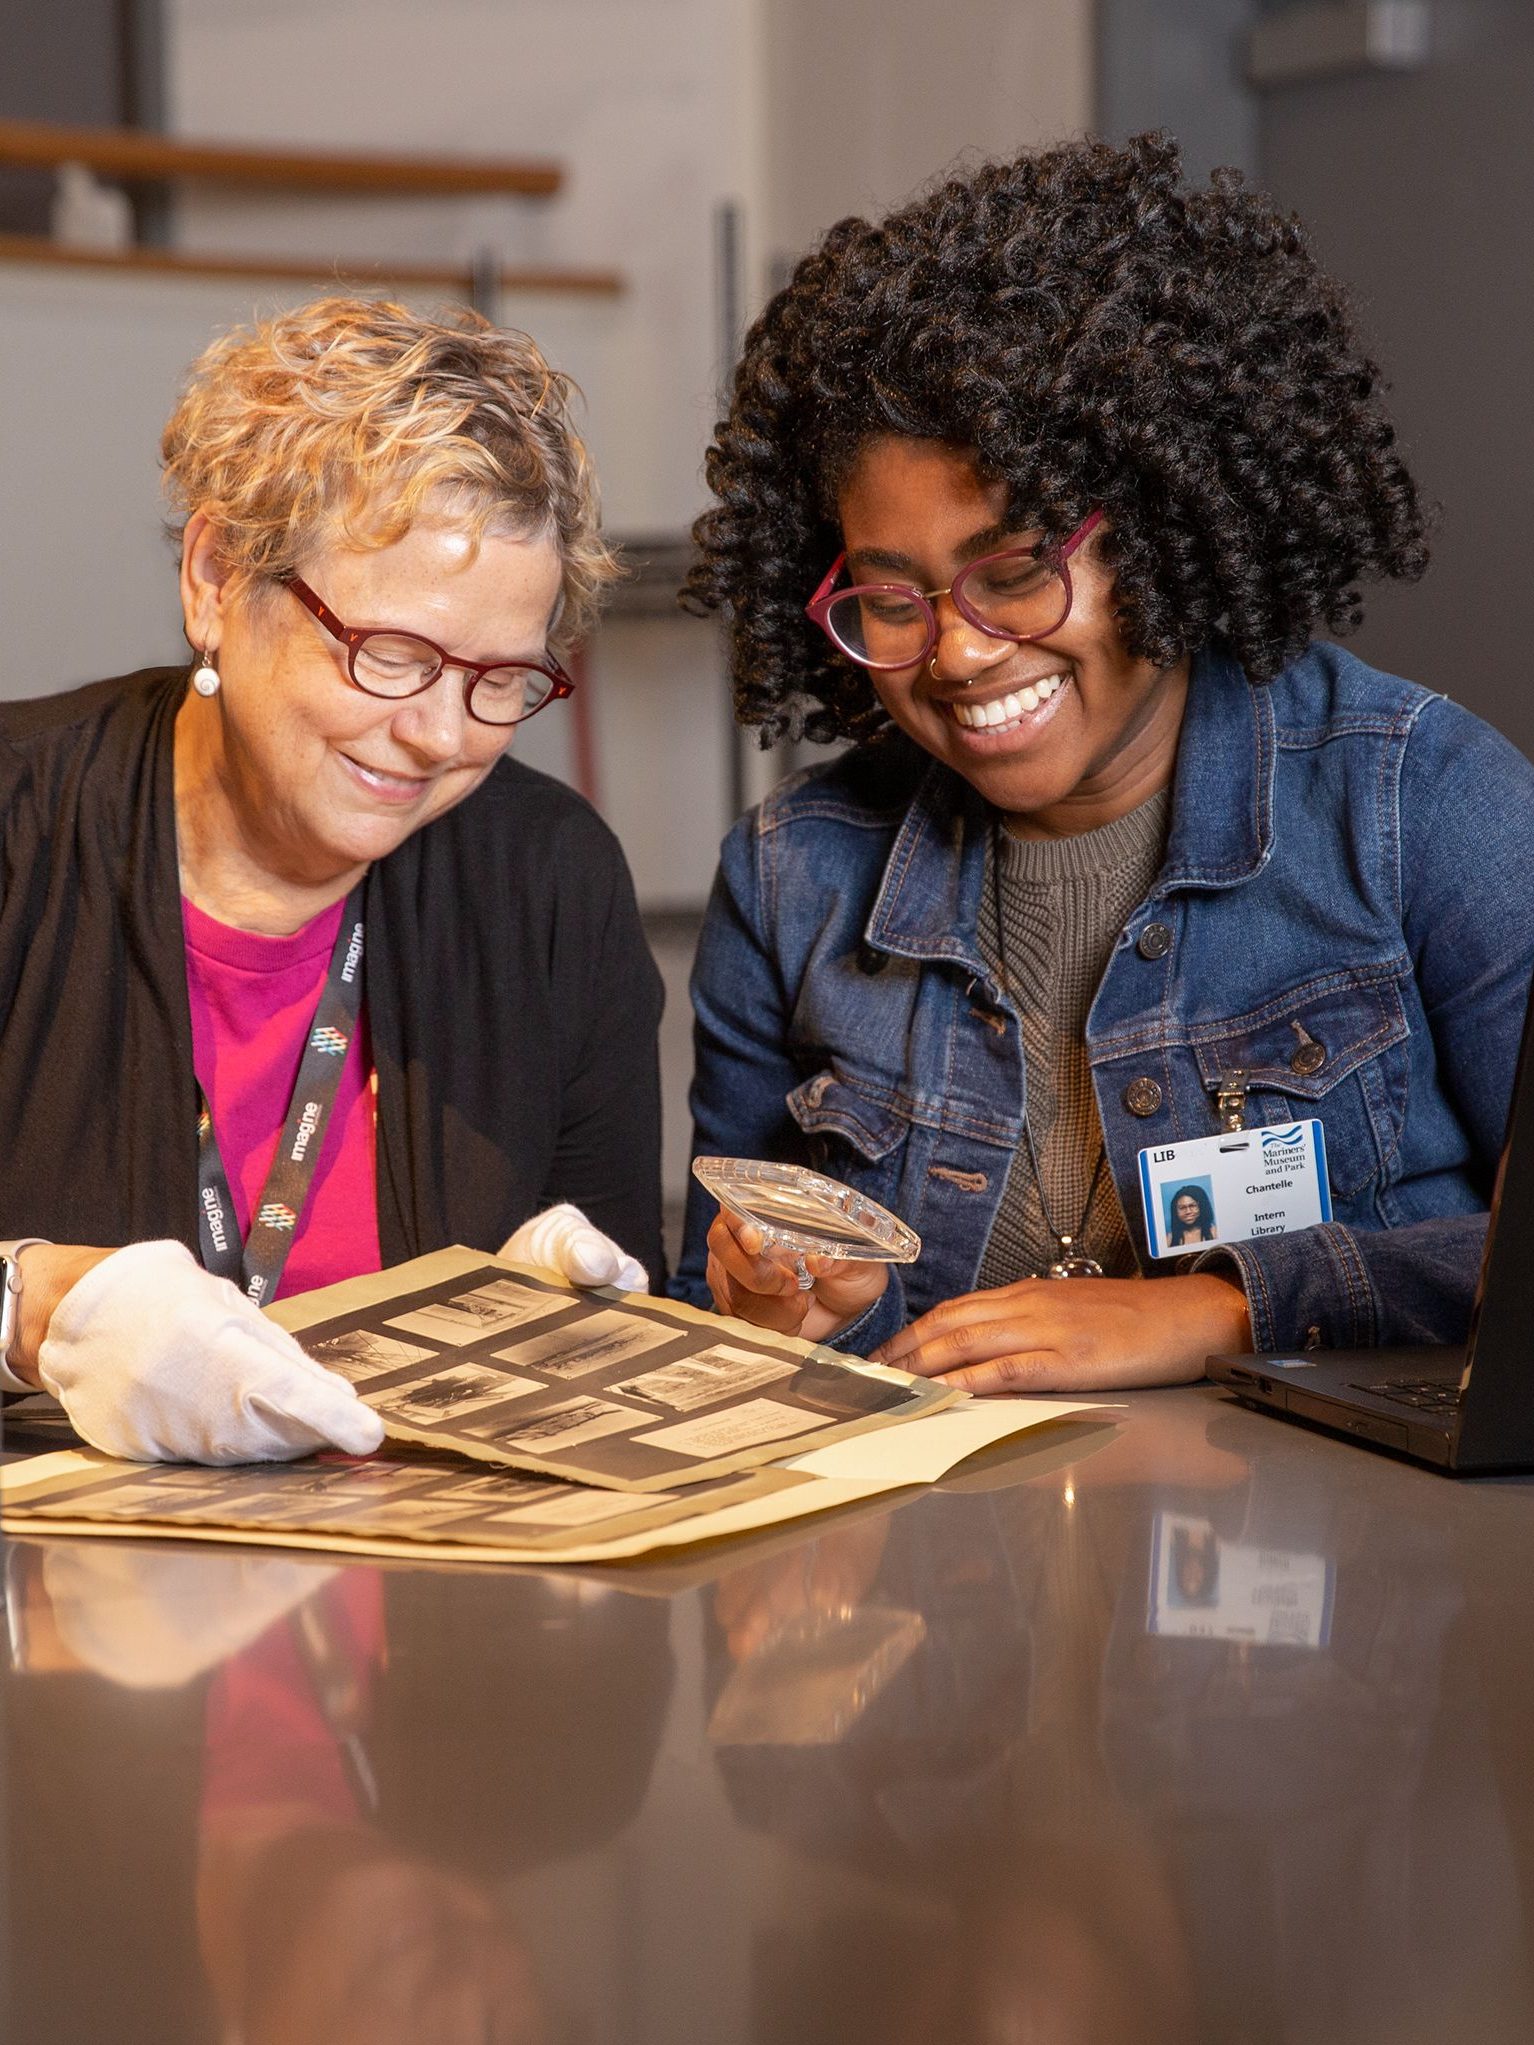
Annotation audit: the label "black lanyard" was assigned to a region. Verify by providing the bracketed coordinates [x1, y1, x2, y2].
[196, 884, 367, 1306]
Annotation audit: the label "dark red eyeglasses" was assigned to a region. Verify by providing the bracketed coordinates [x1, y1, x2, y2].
[285, 574, 574, 727]
[805, 509, 1104, 672]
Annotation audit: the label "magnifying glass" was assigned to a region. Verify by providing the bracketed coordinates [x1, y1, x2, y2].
[692, 1156, 922, 1289]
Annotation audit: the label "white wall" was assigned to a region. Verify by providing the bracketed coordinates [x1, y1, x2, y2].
[761, 0, 1093, 265]
[0, 0, 1092, 902]
[168, 0, 767, 539]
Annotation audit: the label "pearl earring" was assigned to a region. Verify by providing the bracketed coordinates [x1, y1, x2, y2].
[191, 650, 220, 698]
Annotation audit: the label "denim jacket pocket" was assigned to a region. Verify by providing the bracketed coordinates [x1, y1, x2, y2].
[1189, 970, 1411, 1200]
[786, 1068, 910, 1156]
[786, 1067, 914, 1206]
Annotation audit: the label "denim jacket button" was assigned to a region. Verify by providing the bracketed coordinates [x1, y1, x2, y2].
[1136, 922, 1173, 961]
[1123, 1077, 1164, 1117]
[1290, 1039, 1327, 1076]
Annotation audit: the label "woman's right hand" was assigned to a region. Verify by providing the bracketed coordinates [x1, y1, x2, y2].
[28, 1240, 384, 1465]
[705, 1205, 889, 1342]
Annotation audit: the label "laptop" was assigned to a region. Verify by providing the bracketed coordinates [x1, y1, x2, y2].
[1206, 971, 1534, 1473]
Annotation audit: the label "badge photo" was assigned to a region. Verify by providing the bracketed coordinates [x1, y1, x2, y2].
[1138, 1120, 1333, 1260]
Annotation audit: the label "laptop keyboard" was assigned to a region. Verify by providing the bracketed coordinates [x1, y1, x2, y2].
[1359, 1379, 1463, 1412]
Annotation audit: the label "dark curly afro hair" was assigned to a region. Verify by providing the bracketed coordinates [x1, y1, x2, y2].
[685, 131, 1428, 746]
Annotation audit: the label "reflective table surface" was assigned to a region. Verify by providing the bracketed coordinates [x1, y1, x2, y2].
[6, 1386, 1534, 2044]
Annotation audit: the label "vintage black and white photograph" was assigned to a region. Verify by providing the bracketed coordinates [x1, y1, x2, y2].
[137, 1467, 237, 1490]
[308, 1326, 440, 1382]
[159, 1487, 363, 1528]
[265, 1251, 953, 1488]
[466, 1394, 640, 1456]
[181, 1462, 440, 1521]
[37, 1479, 212, 1518]
[633, 1397, 825, 1460]
[493, 1307, 679, 1379]
[473, 1487, 676, 1529]
[612, 1343, 796, 1413]
[386, 1283, 570, 1347]
[411, 1472, 565, 1506]
[257, 1461, 425, 1498]
[336, 1495, 492, 1533]
[4, 1405, 820, 1554]
[372, 1362, 543, 1426]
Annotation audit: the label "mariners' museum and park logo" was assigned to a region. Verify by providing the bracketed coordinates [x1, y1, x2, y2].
[309, 1024, 349, 1056]
[256, 1201, 299, 1233]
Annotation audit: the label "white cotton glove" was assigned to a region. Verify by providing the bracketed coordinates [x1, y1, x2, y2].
[499, 1203, 649, 1293]
[37, 1240, 386, 1466]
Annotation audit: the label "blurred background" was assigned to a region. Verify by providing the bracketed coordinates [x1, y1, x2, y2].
[1, 0, 1527, 1248]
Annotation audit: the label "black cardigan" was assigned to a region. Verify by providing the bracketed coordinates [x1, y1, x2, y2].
[0, 669, 665, 1280]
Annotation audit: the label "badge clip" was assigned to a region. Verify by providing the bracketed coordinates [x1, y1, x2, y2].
[1212, 1069, 1249, 1133]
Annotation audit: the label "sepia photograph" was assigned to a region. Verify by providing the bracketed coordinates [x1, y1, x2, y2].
[467, 1395, 640, 1456]
[386, 1283, 570, 1347]
[633, 1397, 825, 1460]
[336, 1495, 491, 1533]
[308, 1326, 440, 1382]
[473, 1487, 676, 1530]
[612, 1344, 796, 1413]
[374, 1362, 543, 1427]
[270, 1252, 951, 1487]
[41, 1479, 215, 1518]
[172, 1488, 364, 1528]
[493, 1306, 680, 1379]
[138, 1467, 239, 1490]
[411, 1471, 569, 1507]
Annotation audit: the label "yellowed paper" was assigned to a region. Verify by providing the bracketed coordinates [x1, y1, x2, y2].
[786, 1396, 1124, 1484]
[1, 1399, 1107, 1566]
[0, 1447, 797, 1555]
[267, 1247, 956, 1491]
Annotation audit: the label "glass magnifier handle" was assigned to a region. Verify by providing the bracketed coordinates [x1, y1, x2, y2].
[792, 1253, 814, 1291]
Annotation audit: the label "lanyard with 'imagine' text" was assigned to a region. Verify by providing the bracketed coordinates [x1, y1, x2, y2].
[196, 885, 366, 1305]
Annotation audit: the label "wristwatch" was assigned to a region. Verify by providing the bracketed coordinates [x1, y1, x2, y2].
[0, 1239, 50, 1394]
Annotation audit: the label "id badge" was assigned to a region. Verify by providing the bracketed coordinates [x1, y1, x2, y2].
[1138, 1120, 1332, 1260]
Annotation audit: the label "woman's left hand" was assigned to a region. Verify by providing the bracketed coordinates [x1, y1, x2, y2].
[871, 1272, 1251, 1394]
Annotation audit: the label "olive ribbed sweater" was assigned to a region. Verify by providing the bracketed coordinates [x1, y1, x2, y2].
[977, 789, 1170, 1284]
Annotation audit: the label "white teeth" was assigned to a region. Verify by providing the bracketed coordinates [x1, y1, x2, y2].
[949, 675, 1066, 730]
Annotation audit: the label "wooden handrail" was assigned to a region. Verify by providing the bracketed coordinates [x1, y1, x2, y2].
[0, 233, 623, 296]
[0, 118, 562, 198]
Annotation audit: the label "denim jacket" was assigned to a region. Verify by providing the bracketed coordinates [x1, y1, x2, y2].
[675, 642, 1534, 1357]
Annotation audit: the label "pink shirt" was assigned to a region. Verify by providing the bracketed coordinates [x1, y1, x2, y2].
[183, 895, 382, 1300]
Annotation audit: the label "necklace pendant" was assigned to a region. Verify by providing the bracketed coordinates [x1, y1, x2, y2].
[1045, 1236, 1104, 1280]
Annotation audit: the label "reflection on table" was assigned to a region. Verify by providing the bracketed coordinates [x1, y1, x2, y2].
[7, 1387, 1534, 2044]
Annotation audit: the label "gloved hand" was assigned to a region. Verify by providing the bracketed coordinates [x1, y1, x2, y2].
[37, 1240, 386, 1465]
[499, 1203, 649, 1293]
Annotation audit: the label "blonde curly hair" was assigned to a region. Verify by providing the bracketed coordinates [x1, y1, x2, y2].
[161, 295, 617, 648]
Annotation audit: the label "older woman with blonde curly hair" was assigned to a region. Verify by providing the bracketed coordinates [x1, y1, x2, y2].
[0, 295, 661, 1464]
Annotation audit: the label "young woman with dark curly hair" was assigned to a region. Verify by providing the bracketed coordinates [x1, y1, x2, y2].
[1166, 1186, 1218, 1248]
[674, 132, 1534, 1394]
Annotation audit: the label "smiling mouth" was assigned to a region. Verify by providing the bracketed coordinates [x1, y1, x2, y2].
[341, 754, 433, 796]
[944, 672, 1069, 734]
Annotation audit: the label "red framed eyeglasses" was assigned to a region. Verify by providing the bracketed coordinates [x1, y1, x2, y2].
[284, 574, 574, 727]
[805, 509, 1104, 672]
